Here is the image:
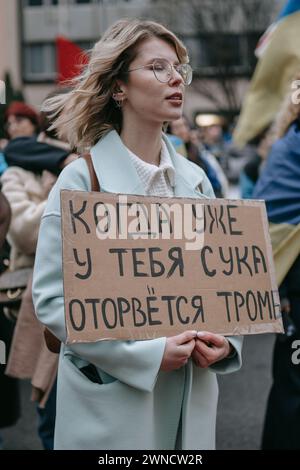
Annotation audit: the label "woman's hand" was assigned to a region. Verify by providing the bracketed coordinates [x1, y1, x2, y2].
[160, 330, 197, 372]
[192, 332, 233, 368]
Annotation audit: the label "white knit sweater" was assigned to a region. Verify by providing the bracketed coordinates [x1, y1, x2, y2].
[127, 140, 175, 197]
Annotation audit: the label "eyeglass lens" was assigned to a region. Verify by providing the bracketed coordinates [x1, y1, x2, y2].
[153, 59, 192, 85]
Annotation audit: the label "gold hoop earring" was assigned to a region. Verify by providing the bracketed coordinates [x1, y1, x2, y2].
[112, 93, 123, 109]
[115, 98, 123, 108]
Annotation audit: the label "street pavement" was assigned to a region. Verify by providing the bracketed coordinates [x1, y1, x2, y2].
[1, 333, 275, 450]
[216, 333, 274, 449]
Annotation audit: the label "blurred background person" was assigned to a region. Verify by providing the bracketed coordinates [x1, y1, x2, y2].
[0, 186, 20, 450]
[0, 188, 10, 248]
[0, 101, 39, 177]
[239, 126, 273, 199]
[2, 101, 75, 175]
[1, 98, 77, 450]
[168, 116, 228, 197]
[0, 102, 38, 450]
[4, 101, 38, 140]
[0, 143, 7, 176]
[190, 126, 229, 197]
[253, 77, 300, 449]
[197, 114, 227, 167]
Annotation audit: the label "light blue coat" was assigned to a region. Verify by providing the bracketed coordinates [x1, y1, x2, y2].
[32, 130, 243, 450]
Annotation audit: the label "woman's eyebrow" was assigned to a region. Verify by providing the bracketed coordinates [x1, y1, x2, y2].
[145, 57, 180, 65]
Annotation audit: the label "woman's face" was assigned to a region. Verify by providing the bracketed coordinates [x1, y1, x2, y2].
[120, 38, 185, 126]
[6, 115, 36, 139]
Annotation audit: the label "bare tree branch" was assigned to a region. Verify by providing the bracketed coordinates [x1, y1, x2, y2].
[145, 0, 279, 118]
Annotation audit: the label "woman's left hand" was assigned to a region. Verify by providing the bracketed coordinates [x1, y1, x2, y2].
[191, 332, 232, 368]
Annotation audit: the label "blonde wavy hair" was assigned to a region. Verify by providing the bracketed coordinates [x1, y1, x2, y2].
[43, 18, 188, 153]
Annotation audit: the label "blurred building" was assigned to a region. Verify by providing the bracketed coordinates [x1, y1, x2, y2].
[0, 0, 22, 91]
[0, 0, 285, 121]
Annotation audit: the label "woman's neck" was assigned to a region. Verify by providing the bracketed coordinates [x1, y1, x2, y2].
[120, 120, 163, 166]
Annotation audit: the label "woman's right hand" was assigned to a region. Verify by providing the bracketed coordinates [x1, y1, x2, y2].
[160, 331, 197, 371]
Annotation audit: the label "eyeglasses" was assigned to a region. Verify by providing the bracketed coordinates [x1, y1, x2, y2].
[128, 58, 193, 86]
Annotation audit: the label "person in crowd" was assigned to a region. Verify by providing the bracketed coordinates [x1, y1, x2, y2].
[1, 100, 77, 450]
[0, 188, 10, 248]
[166, 132, 187, 158]
[0, 145, 7, 176]
[168, 116, 225, 197]
[0, 187, 20, 450]
[239, 127, 272, 199]
[0, 102, 39, 449]
[2, 101, 74, 175]
[4, 101, 39, 140]
[32, 19, 243, 450]
[197, 114, 225, 161]
[190, 126, 229, 197]
[0, 101, 40, 175]
[253, 80, 300, 449]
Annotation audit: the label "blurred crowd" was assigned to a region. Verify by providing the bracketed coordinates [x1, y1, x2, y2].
[0, 97, 77, 450]
[0, 70, 300, 449]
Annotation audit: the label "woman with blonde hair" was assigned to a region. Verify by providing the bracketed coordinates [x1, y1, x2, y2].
[32, 18, 242, 450]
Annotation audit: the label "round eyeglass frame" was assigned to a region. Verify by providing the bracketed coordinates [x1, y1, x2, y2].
[128, 59, 193, 86]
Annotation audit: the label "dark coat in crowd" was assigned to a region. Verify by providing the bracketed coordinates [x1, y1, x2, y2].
[0, 190, 20, 428]
[254, 121, 300, 449]
[4, 136, 70, 176]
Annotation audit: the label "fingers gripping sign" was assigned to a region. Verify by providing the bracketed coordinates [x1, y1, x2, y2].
[192, 332, 232, 368]
[160, 330, 197, 372]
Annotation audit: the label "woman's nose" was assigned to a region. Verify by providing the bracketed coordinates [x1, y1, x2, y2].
[168, 68, 184, 86]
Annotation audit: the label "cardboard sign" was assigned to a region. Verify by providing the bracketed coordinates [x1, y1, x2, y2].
[61, 190, 283, 343]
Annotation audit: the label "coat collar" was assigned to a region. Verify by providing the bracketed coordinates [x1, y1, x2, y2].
[90, 130, 204, 198]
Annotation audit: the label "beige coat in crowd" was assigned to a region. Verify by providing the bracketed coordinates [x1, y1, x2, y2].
[1, 166, 58, 407]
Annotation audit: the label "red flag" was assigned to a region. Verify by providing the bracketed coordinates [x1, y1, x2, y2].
[56, 36, 88, 84]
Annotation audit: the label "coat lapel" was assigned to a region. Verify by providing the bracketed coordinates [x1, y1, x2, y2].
[162, 133, 206, 198]
[90, 130, 205, 198]
[90, 130, 146, 195]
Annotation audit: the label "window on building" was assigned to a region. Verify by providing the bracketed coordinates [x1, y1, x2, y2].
[193, 34, 242, 69]
[184, 33, 260, 77]
[76, 40, 94, 51]
[246, 32, 261, 69]
[23, 40, 94, 82]
[24, 43, 56, 81]
[25, 0, 43, 5]
[23, 0, 58, 5]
